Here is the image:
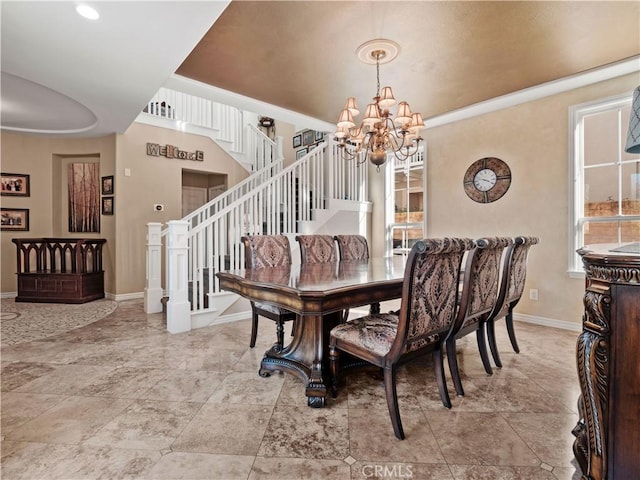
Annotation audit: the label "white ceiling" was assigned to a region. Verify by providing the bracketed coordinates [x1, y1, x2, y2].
[1, 1, 639, 138]
[1, 1, 230, 136]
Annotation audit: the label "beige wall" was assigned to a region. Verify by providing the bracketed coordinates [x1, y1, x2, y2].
[418, 73, 639, 327]
[113, 123, 249, 295]
[1, 124, 249, 297]
[1, 132, 116, 293]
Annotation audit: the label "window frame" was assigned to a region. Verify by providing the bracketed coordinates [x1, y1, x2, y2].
[386, 149, 427, 256]
[568, 91, 639, 276]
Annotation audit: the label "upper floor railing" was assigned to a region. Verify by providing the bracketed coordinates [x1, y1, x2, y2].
[144, 87, 244, 153]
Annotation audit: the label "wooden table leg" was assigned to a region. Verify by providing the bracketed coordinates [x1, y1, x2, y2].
[259, 311, 342, 407]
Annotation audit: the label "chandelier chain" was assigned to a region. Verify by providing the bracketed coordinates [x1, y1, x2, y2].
[376, 52, 381, 99]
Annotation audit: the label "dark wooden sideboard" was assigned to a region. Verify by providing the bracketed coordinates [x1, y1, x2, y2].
[573, 244, 640, 480]
[12, 238, 106, 303]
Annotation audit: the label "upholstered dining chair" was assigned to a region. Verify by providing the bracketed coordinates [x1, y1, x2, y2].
[333, 234, 379, 320]
[329, 237, 474, 440]
[295, 234, 337, 264]
[485, 236, 539, 368]
[241, 235, 297, 351]
[334, 234, 369, 261]
[446, 237, 512, 397]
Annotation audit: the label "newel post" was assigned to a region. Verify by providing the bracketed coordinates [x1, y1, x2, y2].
[166, 220, 191, 333]
[144, 222, 164, 313]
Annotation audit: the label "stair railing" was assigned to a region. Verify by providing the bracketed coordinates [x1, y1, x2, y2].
[184, 142, 327, 314]
[180, 126, 282, 230]
[146, 137, 371, 330]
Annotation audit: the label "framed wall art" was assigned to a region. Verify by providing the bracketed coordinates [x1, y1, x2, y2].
[101, 175, 114, 195]
[102, 196, 114, 215]
[314, 130, 324, 142]
[302, 130, 314, 146]
[69, 163, 100, 233]
[1, 173, 30, 197]
[1, 208, 29, 231]
[293, 134, 302, 149]
[296, 147, 308, 160]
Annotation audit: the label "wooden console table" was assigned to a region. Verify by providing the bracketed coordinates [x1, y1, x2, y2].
[12, 238, 107, 304]
[573, 244, 640, 480]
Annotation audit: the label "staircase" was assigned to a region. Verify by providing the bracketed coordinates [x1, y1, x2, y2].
[142, 89, 371, 332]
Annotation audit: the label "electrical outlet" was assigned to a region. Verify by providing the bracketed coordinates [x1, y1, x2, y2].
[529, 288, 538, 301]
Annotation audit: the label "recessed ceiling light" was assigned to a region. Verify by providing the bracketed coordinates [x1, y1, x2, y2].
[76, 4, 99, 20]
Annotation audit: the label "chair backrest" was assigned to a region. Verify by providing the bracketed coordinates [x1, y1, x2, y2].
[388, 237, 475, 359]
[295, 235, 337, 264]
[452, 237, 512, 334]
[241, 235, 291, 269]
[488, 235, 539, 321]
[334, 235, 369, 261]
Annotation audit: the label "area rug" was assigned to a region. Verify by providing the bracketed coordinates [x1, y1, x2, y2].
[0, 298, 118, 346]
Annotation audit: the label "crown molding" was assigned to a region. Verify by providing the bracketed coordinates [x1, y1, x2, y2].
[426, 55, 640, 129]
[165, 55, 640, 133]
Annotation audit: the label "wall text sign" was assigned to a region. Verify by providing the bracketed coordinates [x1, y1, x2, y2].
[146, 143, 204, 161]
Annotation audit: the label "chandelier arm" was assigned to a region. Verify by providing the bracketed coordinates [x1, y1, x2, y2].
[390, 140, 422, 162]
[340, 142, 368, 165]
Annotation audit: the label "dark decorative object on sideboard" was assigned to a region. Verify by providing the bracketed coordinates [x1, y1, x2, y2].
[572, 244, 640, 480]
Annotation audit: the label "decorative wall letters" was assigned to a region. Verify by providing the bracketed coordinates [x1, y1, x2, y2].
[146, 143, 204, 161]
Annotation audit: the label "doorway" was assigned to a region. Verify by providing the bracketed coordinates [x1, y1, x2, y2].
[181, 170, 227, 217]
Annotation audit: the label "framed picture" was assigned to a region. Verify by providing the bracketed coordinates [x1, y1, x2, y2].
[309, 143, 317, 151]
[1, 173, 30, 197]
[314, 130, 324, 142]
[296, 147, 308, 160]
[101, 196, 114, 215]
[302, 130, 314, 146]
[101, 175, 114, 195]
[292, 134, 302, 149]
[1, 208, 29, 231]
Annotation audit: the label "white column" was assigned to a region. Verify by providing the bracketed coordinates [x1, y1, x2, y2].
[144, 222, 164, 313]
[166, 220, 191, 333]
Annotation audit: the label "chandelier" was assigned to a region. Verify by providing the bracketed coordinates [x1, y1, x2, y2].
[334, 39, 425, 171]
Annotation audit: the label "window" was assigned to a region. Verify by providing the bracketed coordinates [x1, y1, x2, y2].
[388, 151, 426, 255]
[569, 93, 640, 274]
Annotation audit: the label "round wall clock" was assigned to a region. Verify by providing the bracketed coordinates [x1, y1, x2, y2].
[463, 157, 511, 203]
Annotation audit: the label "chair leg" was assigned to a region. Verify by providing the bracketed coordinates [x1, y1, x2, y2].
[487, 319, 503, 368]
[342, 309, 350, 323]
[383, 366, 405, 440]
[275, 318, 285, 351]
[329, 343, 340, 398]
[505, 309, 520, 353]
[249, 306, 259, 348]
[476, 322, 493, 375]
[370, 302, 381, 314]
[446, 337, 464, 396]
[433, 346, 452, 408]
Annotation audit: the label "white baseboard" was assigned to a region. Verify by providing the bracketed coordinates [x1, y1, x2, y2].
[351, 308, 582, 332]
[1, 292, 17, 299]
[210, 311, 251, 325]
[512, 313, 582, 332]
[111, 292, 145, 301]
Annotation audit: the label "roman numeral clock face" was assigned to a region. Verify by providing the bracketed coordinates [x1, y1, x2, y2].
[463, 157, 511, 203]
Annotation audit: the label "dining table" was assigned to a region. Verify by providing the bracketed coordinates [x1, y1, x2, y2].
[216, 256, 407, 407]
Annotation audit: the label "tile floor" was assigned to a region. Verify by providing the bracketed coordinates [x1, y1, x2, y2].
[1, 299, 582, 479]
